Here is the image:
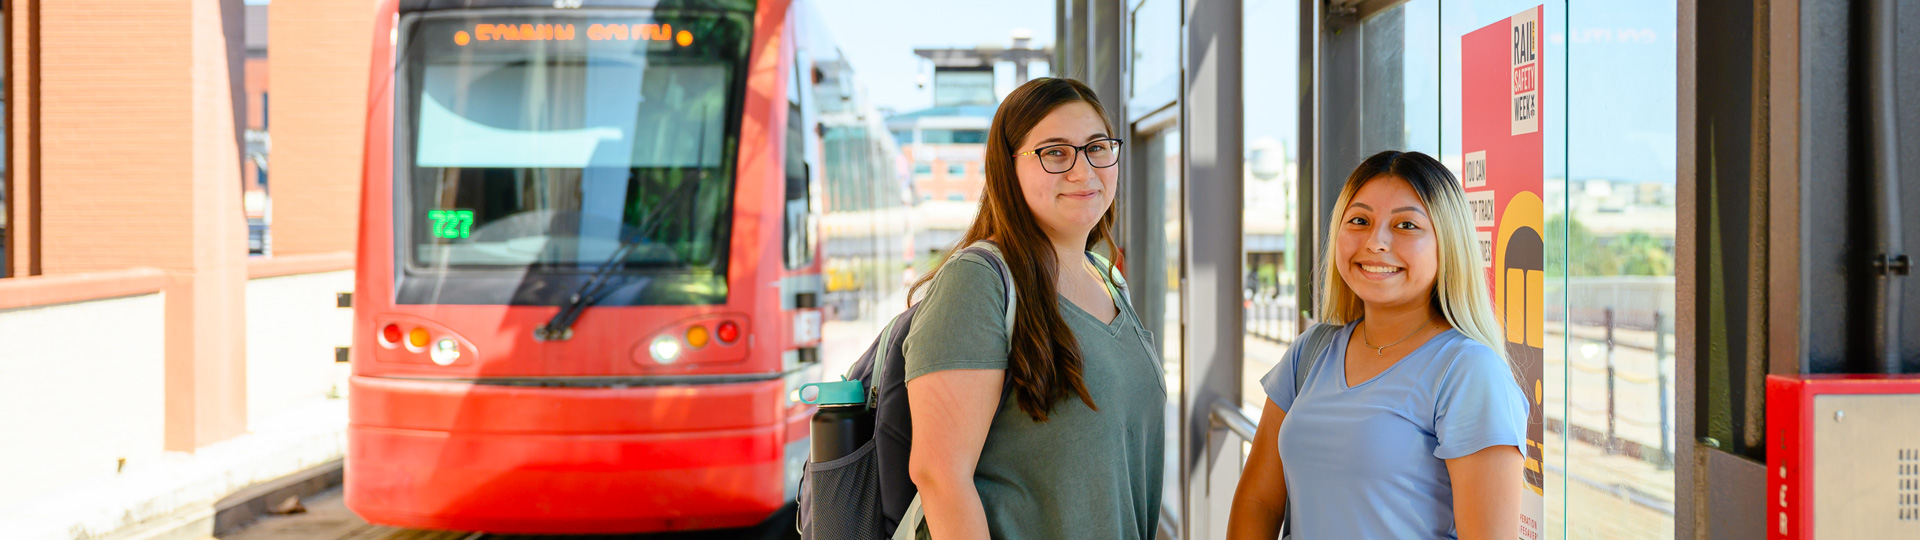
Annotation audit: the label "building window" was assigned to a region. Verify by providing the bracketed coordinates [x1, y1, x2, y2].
[783, 100, 814, 269]
[921, 129, 987, 145]
[914, 162, 932, 177]
[947, 193, 966, 201]
[947, 163, 966, 177]
[951, 129, 986, 144]
[893, 129, 914, 146]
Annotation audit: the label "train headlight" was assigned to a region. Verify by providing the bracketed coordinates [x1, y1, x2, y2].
[430, 338, 461, 366]
[650, 335, 683, 364]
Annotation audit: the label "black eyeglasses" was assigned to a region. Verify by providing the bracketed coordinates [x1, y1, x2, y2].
[1014, 138, 1125, 174]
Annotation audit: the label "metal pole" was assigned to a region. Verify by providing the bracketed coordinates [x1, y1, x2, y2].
[1181, 0, 1244, 536]
[1867, 0, 1905, 374]
[1604, 306, 1617, 453]
[1655, 310, 1672, 469]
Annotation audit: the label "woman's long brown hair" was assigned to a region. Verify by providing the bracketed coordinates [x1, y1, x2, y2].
[908, 77, 1120, 422]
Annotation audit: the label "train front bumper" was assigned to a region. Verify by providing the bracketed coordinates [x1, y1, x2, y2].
[343, 375, 808, 534]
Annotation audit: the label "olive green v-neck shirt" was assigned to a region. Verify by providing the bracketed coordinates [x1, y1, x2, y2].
[902, 252, 1167, 540]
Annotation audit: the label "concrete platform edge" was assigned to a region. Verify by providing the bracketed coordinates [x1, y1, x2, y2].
[0, 400, 348, 540]
[211, 459, 346, 537]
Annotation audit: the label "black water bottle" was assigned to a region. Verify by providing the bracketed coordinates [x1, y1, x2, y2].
[810, 403, 874, 463]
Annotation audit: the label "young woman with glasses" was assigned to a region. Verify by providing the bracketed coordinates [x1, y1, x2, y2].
[902, 77, 1165, 540]
[1227, 151, 1528, 540]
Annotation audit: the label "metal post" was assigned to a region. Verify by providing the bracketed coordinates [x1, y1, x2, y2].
[1604, 306, 1617, 453]
[1867, 0, 1904, 375]
[1655, 310, 1673, 469]
[1181, 0, 1243, 536]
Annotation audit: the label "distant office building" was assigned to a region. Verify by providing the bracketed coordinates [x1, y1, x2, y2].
[887, 105, 993, 256]
[890, 32, 1050, 254]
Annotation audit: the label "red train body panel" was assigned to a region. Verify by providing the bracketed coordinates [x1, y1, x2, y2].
[347, 0, 827, 533]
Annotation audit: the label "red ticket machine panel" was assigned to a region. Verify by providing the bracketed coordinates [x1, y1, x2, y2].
[1767, 375, 1920, 539]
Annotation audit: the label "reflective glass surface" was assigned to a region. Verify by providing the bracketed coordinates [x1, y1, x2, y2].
[400, 11, 749, 288]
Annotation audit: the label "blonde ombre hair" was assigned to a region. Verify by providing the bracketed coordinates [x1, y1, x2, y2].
[1315, 150, 1508, 361]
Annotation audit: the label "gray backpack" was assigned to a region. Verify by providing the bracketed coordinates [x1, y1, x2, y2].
[795, 241, 1133, 540]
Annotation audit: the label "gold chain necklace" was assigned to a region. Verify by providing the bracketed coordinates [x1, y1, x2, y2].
[1361, 318, 1431, 356]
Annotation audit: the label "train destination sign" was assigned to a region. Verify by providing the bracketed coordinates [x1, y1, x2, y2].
[427, 209, 474, 240]
[452, 23, 694, 47]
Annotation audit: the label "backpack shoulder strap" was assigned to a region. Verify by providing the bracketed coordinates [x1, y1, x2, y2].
[893, 496, 927, 540]
[959, 241, 1017, 336]
[869, 241, 1016, 402]
[1085, 250, 1126, 288]
[1084, 250, 1130, 301]
[862, 315, 904, 403]
[891, 242, 1017, 540]
[1294, 322, 1341, 396]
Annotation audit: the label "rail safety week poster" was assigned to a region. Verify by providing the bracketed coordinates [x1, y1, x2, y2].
[1463, 5, 1546, 539]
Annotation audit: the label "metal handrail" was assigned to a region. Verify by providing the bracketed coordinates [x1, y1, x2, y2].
[1157, 504, 1180, 540]
[1210, 399, 1258, 442]
[1167, 399, 1260, 540]
[1149, 401, 1260, 540]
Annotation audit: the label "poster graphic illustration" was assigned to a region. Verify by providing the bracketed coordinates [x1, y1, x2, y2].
[1463, 5, 1546, 539]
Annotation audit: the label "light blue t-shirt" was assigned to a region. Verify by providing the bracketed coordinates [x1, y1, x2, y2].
[1259, 321, 1528, 540]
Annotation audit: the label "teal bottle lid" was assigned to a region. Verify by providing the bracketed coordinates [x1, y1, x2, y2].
[798, 379, 866, 406]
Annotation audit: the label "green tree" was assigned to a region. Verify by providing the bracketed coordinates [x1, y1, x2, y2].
[1611, 231, 1674, 276]
[1547, 213, 1673, 277]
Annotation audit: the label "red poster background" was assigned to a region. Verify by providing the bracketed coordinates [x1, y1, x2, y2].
[1463, 6, 1546, 539]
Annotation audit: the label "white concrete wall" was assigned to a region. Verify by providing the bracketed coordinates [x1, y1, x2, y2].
[244, 270, 354, 429]
[0, 294, 168, 508]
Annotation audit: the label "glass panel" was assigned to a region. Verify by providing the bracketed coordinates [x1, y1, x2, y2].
[1140, 127, 1183, 530]
[1240, 0, 1303, 415]
[1440, 2, 1570, 537]
[1559, 2, 1677, 538]
[1440, 2, 1678, 539]
[400, 11, 749, 294]
[932, 68, 995, 107]
[1402, 1, 1441, 155]
[1347, 1, 1442, 157]
[1129, 0, 1180, 105]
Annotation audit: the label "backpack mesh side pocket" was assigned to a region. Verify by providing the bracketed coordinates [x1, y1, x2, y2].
[801, 439, 885, 539]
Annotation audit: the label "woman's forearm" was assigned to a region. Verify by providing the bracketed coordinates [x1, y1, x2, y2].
[917, 475, 991, 540]
[1224, 485, 1286, 540]
[1227, 399, 1292, 540]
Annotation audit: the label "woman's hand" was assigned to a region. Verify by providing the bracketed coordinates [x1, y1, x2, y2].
[1226, 399, 1290, 540]
[1446, 445, 1524, 540]
[906, 369, 1004, 540]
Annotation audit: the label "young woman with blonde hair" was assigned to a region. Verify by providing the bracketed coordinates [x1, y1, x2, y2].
[1227, 150, 1528, 539]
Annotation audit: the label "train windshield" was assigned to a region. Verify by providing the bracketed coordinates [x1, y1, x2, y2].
[397, 11, 750, 303]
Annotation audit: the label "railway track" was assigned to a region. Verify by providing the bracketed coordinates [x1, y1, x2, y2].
[224, 489, 800, 540]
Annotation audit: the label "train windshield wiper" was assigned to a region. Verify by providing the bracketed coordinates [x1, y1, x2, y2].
[535, 178, 701, 341]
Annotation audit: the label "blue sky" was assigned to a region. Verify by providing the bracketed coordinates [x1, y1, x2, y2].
[255, 0, 1672, 183]
[1239, 0, 1677, 185]
[1449, 1, 1678, 185]
[811, 0, 1054, 114]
